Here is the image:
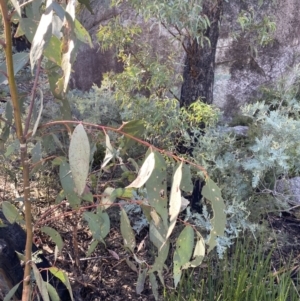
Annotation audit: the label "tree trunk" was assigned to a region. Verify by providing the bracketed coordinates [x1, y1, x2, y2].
[180, 0, 223, 107]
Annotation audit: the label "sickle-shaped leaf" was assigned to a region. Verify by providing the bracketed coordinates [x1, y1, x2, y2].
[60, 0, 77, 93]
[120, 208, 136, 253]
[202, 178, 226, 253]
[127, 151, 155, 188]
[166, 162, 182, 239]
[136, 267, 147, 294]
[3, 283, 21, 301]
[69, 124, 90, 195]
[30, 0, 53, 72]
[32, 263, 50, 301]
[45, 282, 60, 301]
[49, 268, 74, 301]
[101, 133, 115, 169]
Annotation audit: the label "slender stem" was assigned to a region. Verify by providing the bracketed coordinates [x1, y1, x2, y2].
[27, 120, 208, 176]
[0, 2, 32, 301]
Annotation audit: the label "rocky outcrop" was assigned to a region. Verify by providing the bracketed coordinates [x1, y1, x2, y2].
[214, 0, 300, 119]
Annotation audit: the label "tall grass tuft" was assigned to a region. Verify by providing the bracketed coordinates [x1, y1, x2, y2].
[166, 237, 300, 301]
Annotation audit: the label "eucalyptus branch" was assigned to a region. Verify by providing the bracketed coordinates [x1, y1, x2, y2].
[27, 120, 208, 176]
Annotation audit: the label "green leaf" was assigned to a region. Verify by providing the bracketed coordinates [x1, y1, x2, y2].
[26, 0, 43, 20]
[31, 141, 42, 164]
[86, 240, 99, 257]
[59, 161, 81, 208]
[45, 282, 60, 301]
[44, 35, 62, 66]
[146, 151, 168, 229]
[2, 201, 23, 223]
[127, 151, 155, 188]
[3, 282, 21, 301]
[202, 178, 226, 253]
[182, 230, 205, 269]
[30, 0, 53, 72]
[120, 120, 145, 149]
[149, 273, 159, 301]
[83, 211, 110, 243]
[111, 188, 134, 198]
[136, 267, 147, 294]
[99, 187, 115, 210]
[52, 156, 66, 166]
[180, 164, 193, 193]
[173, 225, 194, 288]
[74, 19, 93, 47]
[51, 2, 65, 20]
[32, 262, 50, 301]
[19, 18, 37, 43]
[166, 162, 182, 239]
[149, 240, 169, 275]
[0, 53, 29, 85]
[82, 191, 93, 202]
[41, 226, 64, 253]
[49, 268, 74, 301]
[5, 97, 13, 122]
[120, 208, 136, 253]
[149, 220, 166, 250]
[4, 139, 20, 157]
[69, 124, 90, 195]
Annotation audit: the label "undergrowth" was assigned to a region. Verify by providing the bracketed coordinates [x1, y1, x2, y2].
[166, 236, 300, 301]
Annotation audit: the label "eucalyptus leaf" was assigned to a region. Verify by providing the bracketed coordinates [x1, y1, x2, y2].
[69, 124, 90, 195]
[2, 201, 23, 223]
[136, 267, 147, 294]
[3, 282, 21, 301]
[173, 226, 194, 288]
[101, 133, 115, 169]
[59, 161, 81, 208]
[30, 0, 53, 71]
[83, 211, 110, 243]
[120, 208, 136, 253]
[0, 53, 29, 85]
[127, 152, 155, 188]
[41, 226, 64, 253]
[86, 240, 99, 257]
[49, 268, 74, 301]
[46, 282, 60, 301]
[202, 178, 226, 253]
[166, 162, 182, 239]
[32, 262, 50, 301]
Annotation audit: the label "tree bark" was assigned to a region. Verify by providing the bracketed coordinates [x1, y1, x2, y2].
[180, 0, 223, 107]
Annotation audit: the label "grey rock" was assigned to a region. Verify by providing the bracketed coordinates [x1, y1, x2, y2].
[219, 125, 249, 136]
[275, 177, 300, 205]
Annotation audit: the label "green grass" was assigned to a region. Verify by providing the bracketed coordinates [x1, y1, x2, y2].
[165, 238, 300, 301]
